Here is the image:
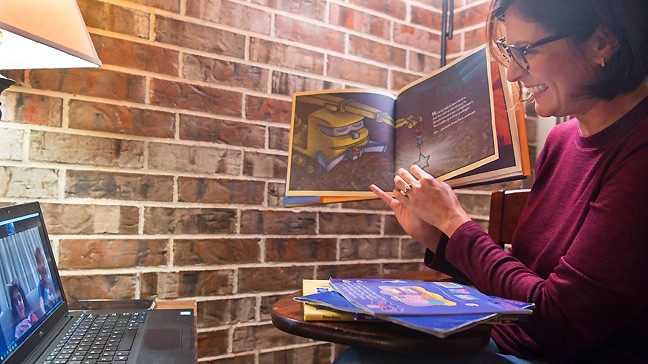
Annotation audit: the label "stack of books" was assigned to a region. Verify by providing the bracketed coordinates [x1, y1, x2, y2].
[297, 279, 534, 338]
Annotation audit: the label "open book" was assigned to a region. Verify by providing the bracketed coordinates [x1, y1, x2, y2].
[284, 46, 530, 206]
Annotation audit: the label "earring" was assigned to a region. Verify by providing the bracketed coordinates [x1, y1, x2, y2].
[597, 57, 606, 68]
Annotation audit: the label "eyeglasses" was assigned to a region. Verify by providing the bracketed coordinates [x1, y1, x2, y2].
[495, 34, 564, 70]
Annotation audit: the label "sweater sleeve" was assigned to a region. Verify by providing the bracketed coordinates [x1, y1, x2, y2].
[443, 145, 648, 356]
[423, 235, 471, 284]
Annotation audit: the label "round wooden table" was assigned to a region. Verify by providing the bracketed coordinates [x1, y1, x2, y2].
[271, 271, 492, 355]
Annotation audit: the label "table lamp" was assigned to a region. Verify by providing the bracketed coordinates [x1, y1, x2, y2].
[0, 0, 102, 117]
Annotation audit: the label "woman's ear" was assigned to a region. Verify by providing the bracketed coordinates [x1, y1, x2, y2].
[586, 24, 619, 66]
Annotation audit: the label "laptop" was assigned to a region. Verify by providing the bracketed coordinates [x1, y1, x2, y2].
[0, 202, 196, 364]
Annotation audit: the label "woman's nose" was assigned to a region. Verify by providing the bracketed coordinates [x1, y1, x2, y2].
[505, 60, 526, 83]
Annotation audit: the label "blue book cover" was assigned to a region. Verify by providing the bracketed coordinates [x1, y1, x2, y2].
[294, 289, 498, 338]
[329, 279, 533, 316]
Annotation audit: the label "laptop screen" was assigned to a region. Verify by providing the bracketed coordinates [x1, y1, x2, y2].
[0, 208, 64, 362]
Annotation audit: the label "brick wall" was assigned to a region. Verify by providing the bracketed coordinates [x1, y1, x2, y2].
[0, 0, 533, 362]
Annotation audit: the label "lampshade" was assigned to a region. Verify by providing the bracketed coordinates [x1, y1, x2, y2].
[0, 0, 101, 70]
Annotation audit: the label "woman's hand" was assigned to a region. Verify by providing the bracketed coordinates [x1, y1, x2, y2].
[393, 165, 471, 237]
[370, 184, 442, 252]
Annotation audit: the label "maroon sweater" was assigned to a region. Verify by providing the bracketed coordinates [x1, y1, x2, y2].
[425, 96, 648, 361]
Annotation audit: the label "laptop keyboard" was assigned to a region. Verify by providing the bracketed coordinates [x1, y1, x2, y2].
[43, 312, 147, 364]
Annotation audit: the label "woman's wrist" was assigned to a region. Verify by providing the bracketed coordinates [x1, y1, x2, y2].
[440, 213, 471, 237]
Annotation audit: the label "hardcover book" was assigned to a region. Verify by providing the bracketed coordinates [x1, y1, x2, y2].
[283, 46, 530, 206]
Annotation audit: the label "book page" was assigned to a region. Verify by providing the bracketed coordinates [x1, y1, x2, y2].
[448, 63, 524, 187]
[394, 47, 498, 180]
[286, 89, 414, 196]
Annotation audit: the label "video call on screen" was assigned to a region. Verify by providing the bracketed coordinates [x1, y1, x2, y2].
[0, 213, 63, 361]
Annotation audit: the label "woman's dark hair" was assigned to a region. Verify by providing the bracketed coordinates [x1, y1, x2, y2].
[487, 0, 648, 100]
[8, 281, 30, 321]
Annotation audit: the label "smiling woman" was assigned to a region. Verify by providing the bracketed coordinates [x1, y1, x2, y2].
[362, 0, 648, 363]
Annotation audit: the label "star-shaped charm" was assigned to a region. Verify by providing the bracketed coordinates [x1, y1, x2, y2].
[415, 153, 430, 169]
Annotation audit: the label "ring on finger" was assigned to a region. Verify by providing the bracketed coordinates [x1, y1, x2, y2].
[398, 183, 411, 196]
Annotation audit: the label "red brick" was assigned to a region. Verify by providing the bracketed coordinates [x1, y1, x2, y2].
[65, 170, 174, 202]
[463, 28, 488, 52]
[144, 207, 237, 234]
[315, 264, 381, 279]
[179, 114, 265, 147]
[268, 126, 290, 151]
[339, 237, 399, 260]
[349, 36, 406, 68]
[319, 212, 382, 234]
[350, 0, 406, 20]
[0, 129, 24, 161]
[411, 5, 442, 29]
[327, 56, 388, 87]
[259, 293, 284, 321]
[457, 192, 491, 216]
[454, 4, 489, 29]
[29, 69, 146, 103]
[271, 71, 343, 96]
[147, 142, 242, 175]
[265, 238, 337, 262]
[251, 0, 326, 21]
[61, 274, 136, 302]
[0, 167, 58, 199]
[58, 239, 168, 269]
[0, 91, 62, 126]
[182, 54, 269, 92]
[78, 0, 150, 38]
[384, 215, 406, 235]
[410, 51, 441, 74]
[140, 270, 235, 298]
[197, 298, 256, 328]
[243, 151, 287, 179]
[238, 266, 314, 293]
[30, 131, 145, 168]
[174, 238, 261, 266]
[266, 182, 285, 208]
[275, 16, 345, 53]
[250, 38, 325, 74]
[0, 70, 25, 84]
[197, 329, 229, 358]
[394, 24, 440, 52]
[187, 0, 271, 35]
[240, 210, 316, 235]
[246, 95, 292, 124]
[40, 204, 139, 235]
[90, 34, 179, 76]
[401, 238, 427, 259]
[29, 131, 144, 168]
[178, 177, 265, 205]
[69, 100, 175, 138]
[155, 16, 245, 57]
[329, 4, 391, 39]
[392, 70, 421, 90]
[149, 78, 242, 116]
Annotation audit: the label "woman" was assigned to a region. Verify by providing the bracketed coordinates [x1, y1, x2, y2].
[8, 282, 38, 340]
[368, 0, 647, 362]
